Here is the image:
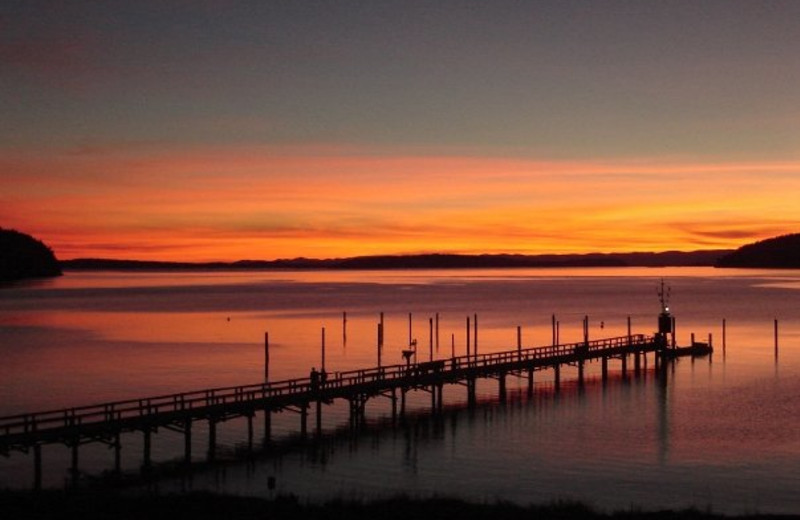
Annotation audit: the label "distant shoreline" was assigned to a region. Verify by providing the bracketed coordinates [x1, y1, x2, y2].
[60, 250, 730, 272]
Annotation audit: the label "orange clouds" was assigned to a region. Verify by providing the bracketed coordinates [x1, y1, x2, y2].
[2, 143, 800, 261]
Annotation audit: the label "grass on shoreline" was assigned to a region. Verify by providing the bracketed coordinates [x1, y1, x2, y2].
[1, 491, 795, 520]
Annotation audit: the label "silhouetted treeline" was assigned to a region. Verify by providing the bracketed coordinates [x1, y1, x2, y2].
[0, 228, 62, 281]
[716, 233, 800, 268]
[61, 250, 730, 272]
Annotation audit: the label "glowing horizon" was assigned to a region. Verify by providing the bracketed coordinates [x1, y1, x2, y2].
[3, 143, 798, 262]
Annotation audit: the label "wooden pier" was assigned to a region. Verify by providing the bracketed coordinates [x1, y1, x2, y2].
[0, 332, 708, 489]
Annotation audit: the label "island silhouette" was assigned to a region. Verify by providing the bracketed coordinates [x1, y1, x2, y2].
[0, 228, 62, 281]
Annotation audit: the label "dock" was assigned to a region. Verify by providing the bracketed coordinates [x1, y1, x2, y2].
[0, 330, 709, 489]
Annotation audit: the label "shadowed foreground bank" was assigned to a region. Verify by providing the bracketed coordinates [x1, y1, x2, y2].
[0, 492, 795, 520]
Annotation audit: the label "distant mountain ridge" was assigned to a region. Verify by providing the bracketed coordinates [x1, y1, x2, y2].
[716, 233, 800, 268]
[0, 228, 62, 281]
[62, 250, 730, 271]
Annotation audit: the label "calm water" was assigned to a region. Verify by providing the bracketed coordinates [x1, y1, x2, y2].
[2, 267, 800, 514]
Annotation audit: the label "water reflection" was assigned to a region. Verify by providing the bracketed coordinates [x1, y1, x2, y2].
[3, 268, 800, 513]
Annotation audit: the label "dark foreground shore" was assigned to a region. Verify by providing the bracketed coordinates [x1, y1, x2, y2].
[1, 491, 796, 520]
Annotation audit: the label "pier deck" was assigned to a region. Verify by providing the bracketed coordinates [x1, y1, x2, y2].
[1, 332, 707, 488]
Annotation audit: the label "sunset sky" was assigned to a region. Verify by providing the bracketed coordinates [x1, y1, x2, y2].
[2, 1, 800, 261]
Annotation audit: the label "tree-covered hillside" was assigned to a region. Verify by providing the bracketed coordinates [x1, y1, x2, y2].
[0, 228, 62, 281]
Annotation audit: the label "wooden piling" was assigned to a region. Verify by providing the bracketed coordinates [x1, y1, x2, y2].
[527, 368, 534, 396]
[321, 327, 326, 373]
[435, 313, 440, 351]
[552, 314, 556, 346]
[517, 326, 522, 360]
[722, 318, 727, 355]
[377, 323, 383, 367]
[343, 311, 347, 344]
[33, 444, 42, 490]
[451, 333, 455, 358]
[408, 313, 412, 346]
[70, 441, 79, 482]
[709, 333, 713, 364]
[207, 419, 216, 461]
[583, 315, 589, 344]
[474, 313, 478, 358]
[247, 414, 254, 449]
[114, 433, 121, 473]
[775, 319, 779, 359]
[466, 316, 471, 357]
[143, 427, 152, 470]
[264, 332, 270, 382]
[263, 408, 272, 445]
[429, 317, 434, 361]
[627, 316, 632, 343]
[184, 421, 192, 464]
[316, 400, 322, 435]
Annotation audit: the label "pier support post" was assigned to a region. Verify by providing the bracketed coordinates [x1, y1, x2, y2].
[527, 368, 534, 396]
[264, 332, 270, 382]
[316, 400, 323, 436]
[467, 378, 476, 406]
[431, 385, 437, 411]
[408, 313, 412, 347]
[400, 388, 407, 417]
[601, 357, 608, 382]
[499, 372, 507, 402]
[437, 384, 444, 412]
[554, 365, 561, 389]
[436, 313, 440, 351]
[474, 313, 478, 359]
[114, 433, 121, 474]
[208, 419, 217, 462]
[722, 318, 727, 356]
[466, 316, 471, 358]
[247, 413, 254, 449]
[378, 323, 383, 367]
[300, 404, 308, 438]
[578, 360, 584, 385]
[634, 352, 641, 375]
[143, 427, 152, 472]
[33, 444, 42, 491]
[263, 408, 272, 446]
[621, 355, 628, 379]
[391, 388, 398, 421]
[429, 317, 434, 362]
[775, 319, 779, 360]
[70, 441, 79, 483]
[184, 421, 192, 464]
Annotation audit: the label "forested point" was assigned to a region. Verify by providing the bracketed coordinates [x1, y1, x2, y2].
[716, 234, 800, 268]
[0, 228, 62, 281]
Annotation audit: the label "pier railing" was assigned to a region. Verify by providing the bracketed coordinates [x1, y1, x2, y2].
[0, 334, 653, 440]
